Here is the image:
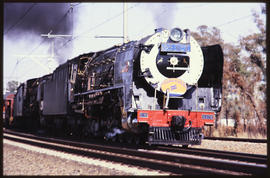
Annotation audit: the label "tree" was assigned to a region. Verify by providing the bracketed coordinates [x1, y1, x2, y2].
[191, 25, 244, 132]
[238, 5, 266, 133]
[191, 9, 266, 136]
[6, 80, 19, 93]
[191, 25, 224, 46]
[240, 6, 266, 76]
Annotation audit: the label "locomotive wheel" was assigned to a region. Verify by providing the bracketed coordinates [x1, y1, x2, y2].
[123, 133, 133, 144]
[111, 136, 117, 142]
[182, 145, 189, 148]
[82, 120, 91, 137]
[39, 115, 46, 129]
[117, 134, 124, 143]
[134, 137, 141, 145]
[5, 117, 10, 129]
[92, 120, 100, 137]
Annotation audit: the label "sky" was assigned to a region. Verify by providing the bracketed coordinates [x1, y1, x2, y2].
[3, 2, 266, 93]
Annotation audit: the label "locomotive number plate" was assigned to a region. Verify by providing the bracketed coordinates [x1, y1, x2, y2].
[161, 43, 190, 52]
[139, 113, 148, 118]
[201, 114, 214, 120]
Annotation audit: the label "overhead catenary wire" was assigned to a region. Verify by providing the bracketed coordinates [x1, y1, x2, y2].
[216, 15, 254, 41]
[7, 5, 74, 80]
[6, 3, 259, 82]
[71, 3, 96, 11]
[59, 3, 140, 49]
[4, 3, 37, 35]
[72, 3, 81, 7]
[137, 3, 210, 38]
[138, 4, 254, 41]
[18, 10, 73, 79]
[8, 38, 48, 79]
[17, 3, 139, 82]
[216, 15, 253, 27]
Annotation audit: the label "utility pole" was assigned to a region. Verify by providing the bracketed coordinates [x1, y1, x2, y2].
[15, 30, 74, 75]
[95, 2, 128, 44]
[41, 30, 72, 64]
[41, 4, 74, 57]
[123, 2, 128, 43]
[70, 3, 74, 55]
[41, 31, 73, 38]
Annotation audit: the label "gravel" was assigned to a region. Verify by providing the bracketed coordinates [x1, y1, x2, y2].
[3, 143, 130, 175]
[3, 139, 168, 176]
[190, 139, 267, 155]
[4, 137, 266, 176]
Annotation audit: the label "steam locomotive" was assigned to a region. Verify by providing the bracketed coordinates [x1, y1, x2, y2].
[7, 27, 224, 146]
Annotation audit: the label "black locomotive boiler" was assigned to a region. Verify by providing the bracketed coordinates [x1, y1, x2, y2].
[10, 27, 224, 146]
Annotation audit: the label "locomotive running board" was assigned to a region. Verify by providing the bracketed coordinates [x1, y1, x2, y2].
[148, 127, 202, 145]
[74, 85, 123, 96]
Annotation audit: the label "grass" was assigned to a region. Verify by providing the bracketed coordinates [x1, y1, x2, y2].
[203, 125, 267, 139]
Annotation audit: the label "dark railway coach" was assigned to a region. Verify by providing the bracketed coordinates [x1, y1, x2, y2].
[9, 27, 224, 146]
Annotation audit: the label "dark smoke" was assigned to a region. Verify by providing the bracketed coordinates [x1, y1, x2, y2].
[4, 3, 73, 64]
[144, 3, 179, 29]
[4, 3, 72, 36]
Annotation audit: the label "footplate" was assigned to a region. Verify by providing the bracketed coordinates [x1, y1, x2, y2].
[148, 127, 202, 145]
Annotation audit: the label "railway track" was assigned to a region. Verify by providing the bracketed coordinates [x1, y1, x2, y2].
[3, 129, 267, 175]
[205, 136, 267, 143]
[153, 145, 267, 165]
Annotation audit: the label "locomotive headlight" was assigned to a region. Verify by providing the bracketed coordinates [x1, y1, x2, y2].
[169, 28, 183, 42]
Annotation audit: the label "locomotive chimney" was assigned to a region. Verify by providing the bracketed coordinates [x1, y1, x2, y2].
[184, 29, 190, 43]
[154, 28, 165, 33]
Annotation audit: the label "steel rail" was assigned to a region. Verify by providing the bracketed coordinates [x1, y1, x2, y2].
[4, 134, 227, 175]
[204, 137, 267, 143]
[3, 130, 267, 175]
[154, 145, 267, 164]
